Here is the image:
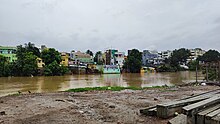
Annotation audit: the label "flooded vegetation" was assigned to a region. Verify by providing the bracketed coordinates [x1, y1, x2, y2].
[0, 71, 204, 96]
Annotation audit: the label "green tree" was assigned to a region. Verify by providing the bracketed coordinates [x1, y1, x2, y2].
[44, 61, 68, 76]
[198, 50, 220, 81]
[157, 65, 175, 72]
[44, 61, 61, 76]
[13, 44, 38, 76]
[41, 48, 61, 65]
[198, 50, 220, 62]
[188, 60, 200, 71]
[25, 42, 41, 57]
[124, 49, 142, 73]
[86, 49, 93, 56]
[22, 52, 38, 76]
[169, 48, 191, 71]
[41, 48, 68, 76]
[0, 55, 11, 77]
[94, 51, 103, 65]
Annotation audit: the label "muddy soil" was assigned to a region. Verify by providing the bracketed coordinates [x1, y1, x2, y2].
[0, 86, 218, 124]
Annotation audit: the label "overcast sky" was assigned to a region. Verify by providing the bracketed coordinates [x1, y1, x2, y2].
[0, 0, 220, 53]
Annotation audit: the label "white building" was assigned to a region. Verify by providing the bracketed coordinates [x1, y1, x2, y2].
[187, 48, 206, 62]
[159, 50, 173, 60]
[114, 52, 125, 68]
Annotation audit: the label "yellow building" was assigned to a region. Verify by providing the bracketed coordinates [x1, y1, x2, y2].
[140, 67, 156, 73]
[37, 58, 45, 68]
[87, 64, 96, 70]
[60, 52, 70, 66]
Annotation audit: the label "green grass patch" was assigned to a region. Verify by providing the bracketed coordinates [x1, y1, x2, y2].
[143, 85, 169, 89]
[8, 93, 20, 96]
[66, 86, 141, 92]
[66, 85, 169, 92]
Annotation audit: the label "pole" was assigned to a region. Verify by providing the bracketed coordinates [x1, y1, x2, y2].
[206, 63, 209, 82]
[196, 63, 198, 83]
[216, 62, 218, 81]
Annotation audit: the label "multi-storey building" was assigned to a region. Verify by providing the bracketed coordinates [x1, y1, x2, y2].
[114, 52, 125, 67]
[0, 46, 17, 62]
[105, 49, 118, 65]
[142, 50, 159, 66]
[159, 50, 173, 60]
[70, 51, 93, 64]
[37, 57, 45, 68]
[187, 48, 206, 62]
[60, 52, 70, 66]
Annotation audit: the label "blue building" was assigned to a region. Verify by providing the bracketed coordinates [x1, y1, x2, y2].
[142, 50, 159, 66]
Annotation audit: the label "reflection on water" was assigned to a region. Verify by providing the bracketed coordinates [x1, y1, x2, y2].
[0, 71, 204, 96]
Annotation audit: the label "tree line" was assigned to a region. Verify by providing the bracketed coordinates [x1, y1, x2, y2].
[0, 42, 68, 77]
[123, 48, 220, 74]
[1, 43, 220, 77]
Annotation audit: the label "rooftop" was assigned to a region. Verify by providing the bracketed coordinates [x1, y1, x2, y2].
[0, 46, 17, 50]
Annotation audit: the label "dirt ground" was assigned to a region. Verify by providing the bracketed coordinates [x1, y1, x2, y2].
[0, 86, 218, 124]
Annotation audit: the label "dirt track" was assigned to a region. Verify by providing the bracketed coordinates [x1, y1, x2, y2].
[0, 86, 218, 124]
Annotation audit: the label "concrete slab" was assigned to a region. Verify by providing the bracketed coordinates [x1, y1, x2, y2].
[140, 106, 157, 116]
[168, 114, 187, 124]
[183, 95, 220, 124]
[210, 114, 220, 124]
[205, 108, 220, 124]
[196, 104, 220, 124]
[157, 90, 220, 118]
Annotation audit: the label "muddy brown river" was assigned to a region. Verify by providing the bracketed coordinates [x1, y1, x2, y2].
[0, 71, 204, 96]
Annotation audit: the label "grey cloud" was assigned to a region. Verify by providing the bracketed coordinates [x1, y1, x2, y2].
[0, 0, 220, 53]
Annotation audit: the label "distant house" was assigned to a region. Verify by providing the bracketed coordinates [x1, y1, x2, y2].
[0, 46, 17, 62]
[159, 50, 173, 60]
[105, 49, 118, 65]
[60, 52, 70, 66]
[37, 57, 45, 68]
[187, 48, 206, 63]
[142, 50, 159, 66]
[114, 52, 125, 68]
[104, 49, 125, 67]
[70, 51, 93, 64]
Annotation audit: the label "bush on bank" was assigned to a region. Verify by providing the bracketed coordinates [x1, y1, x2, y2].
[66, 86, 168, 92]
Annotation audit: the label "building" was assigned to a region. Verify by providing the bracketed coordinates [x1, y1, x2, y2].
[60, 52, 70, 66]
[142, 50, 159, 66]
[159, 50, 173, 60]
[187, 48, 206, 62]
[70, 51, 93, 64]
[104, 49, 125, 67]
[102, 52, 106, 65]
[105, 49, 118, 65]
[37, 57, 45, 68]
[0, 46, 17, 62]
[114, 52, 125, 67]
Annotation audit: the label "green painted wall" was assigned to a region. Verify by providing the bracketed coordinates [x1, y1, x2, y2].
[77, 57, 94, 63]
[103, 65, 120, 74]
[0, 46, 17, 62]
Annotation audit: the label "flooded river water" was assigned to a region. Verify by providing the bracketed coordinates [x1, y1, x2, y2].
[0, 71, 204, 96]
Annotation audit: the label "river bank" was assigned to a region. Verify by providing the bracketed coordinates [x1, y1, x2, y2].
[0, 85, 218, 124]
